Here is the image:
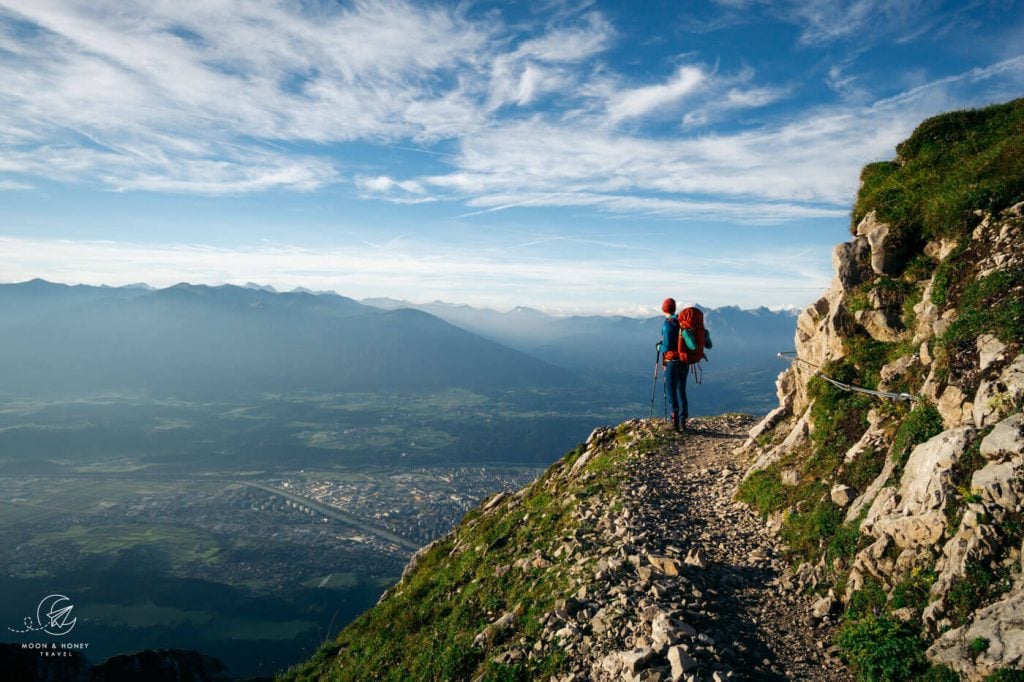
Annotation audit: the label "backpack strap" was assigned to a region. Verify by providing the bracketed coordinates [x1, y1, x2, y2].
[690, 359, 704, 385]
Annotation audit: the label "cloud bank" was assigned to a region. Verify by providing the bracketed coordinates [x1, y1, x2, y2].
[0, 1, 1019, 223]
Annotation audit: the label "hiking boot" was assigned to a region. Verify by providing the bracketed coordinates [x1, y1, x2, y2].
[680, 417, 688, 433]
[671, 412, 680, 432]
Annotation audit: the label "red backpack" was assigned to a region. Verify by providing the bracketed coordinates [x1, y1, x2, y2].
[677, 307, 706, 364]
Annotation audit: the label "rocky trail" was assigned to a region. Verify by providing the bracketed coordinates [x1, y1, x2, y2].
[561, 415, 853, 681]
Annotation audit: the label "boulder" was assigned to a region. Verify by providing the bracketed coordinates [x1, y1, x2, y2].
[927, 587, 1024, 678]
[747, 405, 787, 443]
[601, 648, 655, 676]
[472, 611, 517, 648]
[831, 484, 856, 507]
[666, 645, 697, 678]
[937, 385, 971, 428]
[920, 341, 933, 366]
[811, 590, 838, 619]
[977, 334, 1008, 372]
[862, 428, 975, 548]
[913, 277, 940, 345]
[855, 307, 906, 343]
[833, 236, 871, 291]
[929, 521, 1000, 612]
[980, 412, 1024, 459]
[647, 554, 682, 576]
[650, 612, 683, 648]
[865, 220, 913, 276]
[684, 547, 708, 569]
[878, 354, 918, 393]
[974, 353, 1024, 427]
[971, 460, 1022, 512]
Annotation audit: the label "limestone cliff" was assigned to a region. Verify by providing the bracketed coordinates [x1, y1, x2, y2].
[738, 98, 1024, 680]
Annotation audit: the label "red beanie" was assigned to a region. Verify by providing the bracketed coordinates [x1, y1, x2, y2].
[661, 298, 676, 314]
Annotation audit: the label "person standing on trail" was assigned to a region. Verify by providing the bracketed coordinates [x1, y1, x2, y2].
[659, 300, 714, 432]
[659, 298, 685, 432]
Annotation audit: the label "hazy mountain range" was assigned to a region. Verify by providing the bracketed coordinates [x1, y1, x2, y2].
[0, 279, 575, 398]
[0, 280, 796, 413]
[363, 296, 799, 414]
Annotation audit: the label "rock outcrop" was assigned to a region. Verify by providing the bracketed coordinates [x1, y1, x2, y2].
[737, 100, 1024, 680]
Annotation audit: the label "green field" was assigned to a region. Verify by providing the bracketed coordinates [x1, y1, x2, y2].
[27, 523, 223, 571]
[303, 572, 359, 590]
[86, 602, 214, 628]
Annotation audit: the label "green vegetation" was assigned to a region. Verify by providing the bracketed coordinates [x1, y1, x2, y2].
[841, 446, 886, 491]
[837, 613, 928, 681]
[852, 98, 1024, 244]
[281, 429, 653, 681]
[751, 99, 1024, 682]
[736, 469, 786, 519]
[946, 560, 1014, 628]
[891, 569, 937, 613]
[808, 364, 874, 477]
[922, 665, 962, 681]
[969, 636, 991, 660]
[986, 670, 1024, 681]
[942, 268, 1024, 353]
[891, 403, 944, 473]
[838, 571, 946, 681]
[27, 522, 222, 574]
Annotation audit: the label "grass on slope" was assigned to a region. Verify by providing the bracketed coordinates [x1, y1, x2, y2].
[853, 97, 1024, 244]
[280, 423, 656, 682]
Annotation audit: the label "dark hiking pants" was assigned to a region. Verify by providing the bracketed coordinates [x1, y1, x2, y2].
[665, 360, 688, 420]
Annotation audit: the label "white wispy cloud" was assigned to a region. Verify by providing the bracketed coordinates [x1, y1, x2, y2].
[412, 54, 1024, 220]
[712, 0, 943, 46]
[355, 174, 436, 204]
[0, 235, 832, 312]
[607, 66, 705, 122]
[0, 0, 493, 193]
[0, 0, 1021, 221]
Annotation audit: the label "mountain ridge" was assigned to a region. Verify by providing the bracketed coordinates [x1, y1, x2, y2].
[281, 97, 1024, 682]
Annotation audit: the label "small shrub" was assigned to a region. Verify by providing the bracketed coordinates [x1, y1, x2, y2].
[737, 469, 786, 519]
[946, 560, 1013, 627]
[845, 577, 888, 621]
[969, 636, 990, 660]
[837, 614, 928, 681]
[841, 446, 886, 491]
[922, 665, 962, 681]
[904, 254, 937, 283]
[986, 670, 1024, 682]
[891, 568, 938, 612]
[808, 361, 874, 478]
[781, 499, 845, 565]
[942, 268, 1024, 353]
[891, 403, 944, 473]
[824, 513, 865, 569]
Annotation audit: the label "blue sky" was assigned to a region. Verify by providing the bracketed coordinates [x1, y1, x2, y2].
[1, 0, 1022, 315]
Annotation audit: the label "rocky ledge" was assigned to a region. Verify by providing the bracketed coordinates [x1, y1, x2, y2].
[519, 415, 851, 682]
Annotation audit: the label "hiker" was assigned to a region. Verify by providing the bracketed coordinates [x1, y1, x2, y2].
[658, 299, 713, 432]
[659, 298, 685, 431]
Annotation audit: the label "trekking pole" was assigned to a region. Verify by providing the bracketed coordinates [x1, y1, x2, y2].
[649, 342, 661, 418]
[663, 369, 668, 420]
